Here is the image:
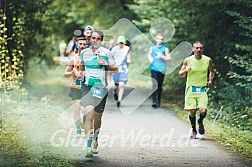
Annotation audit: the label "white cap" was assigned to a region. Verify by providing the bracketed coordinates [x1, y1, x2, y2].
[84, 25, 93, 32]
[117, 35, 126, 43]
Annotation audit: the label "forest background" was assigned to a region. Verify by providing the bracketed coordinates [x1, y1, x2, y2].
[0, 0, 251, 162]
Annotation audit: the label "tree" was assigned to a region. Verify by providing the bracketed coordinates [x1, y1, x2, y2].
[129, 0, 252, 130]
[0, 0, 136, 88]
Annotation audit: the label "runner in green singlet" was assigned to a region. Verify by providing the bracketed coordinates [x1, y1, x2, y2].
[179, 41, 215, 139]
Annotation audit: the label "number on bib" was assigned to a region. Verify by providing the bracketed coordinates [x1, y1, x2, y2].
[192, 86, 205, 94]
[90, 87, 104, 98]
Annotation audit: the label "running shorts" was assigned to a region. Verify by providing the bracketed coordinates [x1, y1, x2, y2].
[80, 84, 108, 113]
[184, 86, 208, 110]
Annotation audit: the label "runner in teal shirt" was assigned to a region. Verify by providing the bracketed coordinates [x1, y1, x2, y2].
[147, 33, 171, 108]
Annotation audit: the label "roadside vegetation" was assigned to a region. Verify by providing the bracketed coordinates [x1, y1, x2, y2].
[1, 0, 251, 165]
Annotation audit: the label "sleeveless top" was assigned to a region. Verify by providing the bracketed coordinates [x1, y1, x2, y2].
[71, 54, 83, 89]
[150, 45, 168, 73]
[186, 55, 210, 88]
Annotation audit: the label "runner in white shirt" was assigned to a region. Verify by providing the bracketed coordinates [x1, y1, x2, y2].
[79, 30, 118, 158]
[111, 35, 131, 107]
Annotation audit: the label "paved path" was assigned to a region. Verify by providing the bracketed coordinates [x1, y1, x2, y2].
[5, 65, 249, 166]
[11, 86, 250, 167]
[69, 89, 250, 167]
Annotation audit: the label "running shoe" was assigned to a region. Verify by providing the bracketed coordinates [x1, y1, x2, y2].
[152, 103, 157, 108]
[85, 147, 93, 158]
[190, 131, 197, 139]
[197, 119, 205, 135]
[92, 141, 99, 154]
[117, 101, 121, 108]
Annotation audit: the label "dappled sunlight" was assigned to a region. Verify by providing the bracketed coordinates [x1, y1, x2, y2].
[1, 0, 251, 165]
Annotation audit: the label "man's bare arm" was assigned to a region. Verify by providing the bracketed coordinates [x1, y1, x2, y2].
[207, 59, 215, 87]
[179, 59, 191, 78]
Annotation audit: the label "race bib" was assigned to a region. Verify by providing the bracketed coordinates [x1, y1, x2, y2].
[90, 87, 104, 98]
[192, 86, 205, 94]
[118, 65, 124, 73]
[119, 65, 128, 73]
[76, 78, 83, 86]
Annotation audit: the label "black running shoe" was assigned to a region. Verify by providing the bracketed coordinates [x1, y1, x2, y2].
[117, 101, 121, 107]
[152, 103, 157, 108]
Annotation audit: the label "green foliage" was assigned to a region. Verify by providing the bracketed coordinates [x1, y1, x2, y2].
[163, 68, 186, 106]
[0, 63, 76, 166]
[0, 90, 74, 167]
[129, 0, 252, 131]
[1, 0, 56, 88]
[164, 102, 252, 160]
[1, 0, 137, 88]
[207, 122, 252, 159]
[1, 118, 29, 166]
[0, 10, 24, 89]
[48, 0, 136, 38]
[208, 84, 252, 131]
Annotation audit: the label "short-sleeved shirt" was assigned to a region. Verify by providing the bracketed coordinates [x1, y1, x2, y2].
[80, 47, 116, 88]
[111, 45, 130, 84]
[111, 45, 129, 66]
[150, 45, 168, 73]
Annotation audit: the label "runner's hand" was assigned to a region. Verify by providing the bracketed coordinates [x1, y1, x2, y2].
[98, 57, 107, 65]
[207, 80, 213, 87]
[156, 52, 160, 58]
[185, 65, 191, 72]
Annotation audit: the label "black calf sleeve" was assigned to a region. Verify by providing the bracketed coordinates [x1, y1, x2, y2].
[199, 112, 207, 123]
[189, 116, 196, 132]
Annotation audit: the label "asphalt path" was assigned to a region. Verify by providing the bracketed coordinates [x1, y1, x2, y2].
[70, 88, 250, 167]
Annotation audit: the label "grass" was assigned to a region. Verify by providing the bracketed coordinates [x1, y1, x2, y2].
[1, 64, 76, 166]
[1, 59, 251, 166]
[129, 50, 252, 162]
[0, 93, 76, 167]
[163, 101, 252, 162]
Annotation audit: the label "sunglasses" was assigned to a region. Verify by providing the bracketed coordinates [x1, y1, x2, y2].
[78, 43, 87, 45]
[195, 47, 203, 49]
[156, 38, 163, 41]
[91, 37, 101, 41]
